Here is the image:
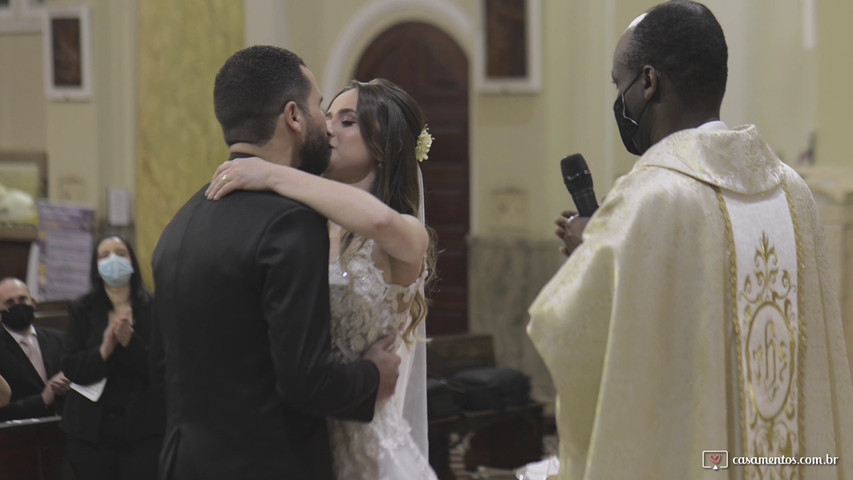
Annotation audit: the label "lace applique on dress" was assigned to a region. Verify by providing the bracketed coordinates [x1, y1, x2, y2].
[327, 237, 436, 480]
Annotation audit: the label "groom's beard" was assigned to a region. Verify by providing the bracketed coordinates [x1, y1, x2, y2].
[298, 120, 330, 176]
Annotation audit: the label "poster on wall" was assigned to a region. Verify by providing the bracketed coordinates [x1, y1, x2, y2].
[36, 201, 94, 301]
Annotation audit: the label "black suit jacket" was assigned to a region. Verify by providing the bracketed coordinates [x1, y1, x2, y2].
[60, 292, 166, 444]
[151, 187, 380, 480]
[0, 325, 64, 421]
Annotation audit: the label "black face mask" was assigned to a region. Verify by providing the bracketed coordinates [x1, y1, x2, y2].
[1, 303, 35, 330]
[613, 72, 648, 156]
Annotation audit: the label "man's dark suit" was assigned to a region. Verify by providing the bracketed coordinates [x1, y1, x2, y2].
[151, 187, 380, 480]
[0, 325, 64, 421]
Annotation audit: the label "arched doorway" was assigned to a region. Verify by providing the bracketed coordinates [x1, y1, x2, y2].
[354, 22, 470, 335]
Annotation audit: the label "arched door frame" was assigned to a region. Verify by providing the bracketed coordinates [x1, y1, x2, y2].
[321, 0, 477, 230]
[321, 0, 474, 101]
[324, 1, 475, 333]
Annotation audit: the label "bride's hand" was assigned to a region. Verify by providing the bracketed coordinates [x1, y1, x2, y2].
[205, 157, 277, 200]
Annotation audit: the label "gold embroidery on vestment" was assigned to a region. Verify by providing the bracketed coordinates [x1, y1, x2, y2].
[719, 183, 802, 479]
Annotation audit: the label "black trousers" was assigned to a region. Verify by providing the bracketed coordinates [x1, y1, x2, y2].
[66, 433, 162, 480]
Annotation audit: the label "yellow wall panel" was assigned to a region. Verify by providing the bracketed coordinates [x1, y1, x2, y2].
[135, 1, 243, 286]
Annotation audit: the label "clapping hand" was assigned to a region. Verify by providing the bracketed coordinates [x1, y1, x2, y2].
[100, 305, 134, 360]
[41, 372, 70, 405]
[49, 372, 70, 396]
[113, 305, 134, 348]
[100, 321, 118, 360]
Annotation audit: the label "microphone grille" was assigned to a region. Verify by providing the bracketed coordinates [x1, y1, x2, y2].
[560, 154, 593, 189]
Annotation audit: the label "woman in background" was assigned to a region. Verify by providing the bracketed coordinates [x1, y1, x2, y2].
[207, 78, 438, 480]
[61, 234, 165, 480]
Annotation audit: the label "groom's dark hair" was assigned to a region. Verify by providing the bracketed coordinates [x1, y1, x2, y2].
[214, 45, 310, 146]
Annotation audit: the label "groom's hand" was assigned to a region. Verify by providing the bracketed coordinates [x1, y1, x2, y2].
[362, 334, 401, 402]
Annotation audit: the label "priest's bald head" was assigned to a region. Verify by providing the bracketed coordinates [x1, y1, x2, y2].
[612, 0, 728, 155]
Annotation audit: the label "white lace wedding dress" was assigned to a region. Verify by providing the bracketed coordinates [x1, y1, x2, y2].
[327, 237, 438, 480]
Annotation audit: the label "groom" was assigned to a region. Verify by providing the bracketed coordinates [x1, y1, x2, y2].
[151, 46, 400, 480]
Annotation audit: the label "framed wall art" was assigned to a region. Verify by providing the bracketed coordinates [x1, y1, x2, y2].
[43, 5, 92, 101]
[476, 0, 542, 94]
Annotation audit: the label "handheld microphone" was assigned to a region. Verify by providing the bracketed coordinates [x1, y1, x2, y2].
[560, 153, 599, 217]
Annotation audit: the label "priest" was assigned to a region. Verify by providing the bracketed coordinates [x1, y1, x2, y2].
[528, 2, 853, 479]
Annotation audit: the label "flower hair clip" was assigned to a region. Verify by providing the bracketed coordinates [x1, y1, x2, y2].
[415, 125, 434, 162]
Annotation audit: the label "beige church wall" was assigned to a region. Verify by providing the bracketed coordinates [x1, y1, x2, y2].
[269, 1, 478, 99]
[0, 33, 45, 151]
[92, 0, 138, 224]
[736, 1, 816, 166]
[135, 0, 244, 285]
[482, 0, 591, 240]
[0, 0, 838, 236]
[44, 0, 98, 211]
[0, 0, 823, 247]
[0, 0, 241, 286]
[47, 0, 138, 218]
[816, 1, 853, 167]
[0, 0, 138, 228]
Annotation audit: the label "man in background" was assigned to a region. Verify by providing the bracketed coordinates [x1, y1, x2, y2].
[0, 277, 69, 421]
[529, 1, 853, 478]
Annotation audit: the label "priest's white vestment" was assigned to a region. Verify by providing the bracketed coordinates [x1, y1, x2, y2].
[528, 123, 853, 480]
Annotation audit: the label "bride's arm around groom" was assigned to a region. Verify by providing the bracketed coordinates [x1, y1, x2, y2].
[150, 45, 401, 480]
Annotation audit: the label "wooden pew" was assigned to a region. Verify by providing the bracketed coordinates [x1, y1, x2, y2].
[0, 416, 72, 480]
[426, 334, 544, 479]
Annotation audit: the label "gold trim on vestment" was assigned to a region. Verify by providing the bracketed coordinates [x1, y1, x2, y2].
[783, 180, 806, 479]
[716, 187, 748, 474]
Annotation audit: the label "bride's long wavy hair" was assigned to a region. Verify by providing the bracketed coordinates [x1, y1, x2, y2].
[334, 79, 437, 345]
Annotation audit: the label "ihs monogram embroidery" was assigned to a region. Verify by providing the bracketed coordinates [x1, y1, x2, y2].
[739, 232, 801, 479]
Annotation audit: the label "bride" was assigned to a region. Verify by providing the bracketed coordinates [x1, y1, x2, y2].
[206, 78, 439, 480]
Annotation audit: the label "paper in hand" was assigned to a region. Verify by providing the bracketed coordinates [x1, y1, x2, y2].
[70, 378, 107, 402]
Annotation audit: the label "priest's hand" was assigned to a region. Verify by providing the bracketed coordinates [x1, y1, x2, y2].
[555, 210, 589, 257]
